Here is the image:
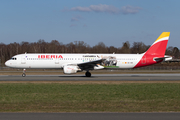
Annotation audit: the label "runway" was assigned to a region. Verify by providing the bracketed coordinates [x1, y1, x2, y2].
[0, 74, 180, 81]
[0, 113, 180, 120]
[1, 74, 180, 120]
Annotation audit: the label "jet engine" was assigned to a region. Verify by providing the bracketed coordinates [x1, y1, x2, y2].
[63, 66, 79, 74]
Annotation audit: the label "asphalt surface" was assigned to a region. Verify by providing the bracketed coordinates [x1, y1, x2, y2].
[0, 74, 180, 81]
[0, 113, 180, 120]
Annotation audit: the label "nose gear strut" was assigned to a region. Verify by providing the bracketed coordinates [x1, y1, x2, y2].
[22, 69, 26, 77]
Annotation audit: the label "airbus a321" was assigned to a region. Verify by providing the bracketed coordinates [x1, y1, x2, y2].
[5, 32, 171, 77]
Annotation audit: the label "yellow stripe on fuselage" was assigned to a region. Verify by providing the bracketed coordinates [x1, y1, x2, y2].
[155, 32, 170, 42]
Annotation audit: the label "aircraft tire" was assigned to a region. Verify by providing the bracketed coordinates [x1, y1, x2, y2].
[22, 73, 26, 77]
[85, 71, 91, 77]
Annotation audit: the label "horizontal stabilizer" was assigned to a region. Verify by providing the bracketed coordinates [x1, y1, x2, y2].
[154, 55, 172, 62]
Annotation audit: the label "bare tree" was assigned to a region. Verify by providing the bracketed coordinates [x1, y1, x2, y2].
[121, 41, 130, 53]
[131, 42, 148, 54]
[92, 42, 108, 53]
[172, 47, 179, 59]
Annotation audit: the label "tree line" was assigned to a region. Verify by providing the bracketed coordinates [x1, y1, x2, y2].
[0, 40, 179, 66]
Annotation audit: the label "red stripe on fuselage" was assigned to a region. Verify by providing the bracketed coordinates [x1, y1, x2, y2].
[134, 40, 168, 68]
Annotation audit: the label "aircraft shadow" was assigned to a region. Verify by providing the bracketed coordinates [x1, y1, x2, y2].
[57, 76, 97, 78]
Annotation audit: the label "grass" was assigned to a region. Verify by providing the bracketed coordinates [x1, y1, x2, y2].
[0, 83, 180, 112]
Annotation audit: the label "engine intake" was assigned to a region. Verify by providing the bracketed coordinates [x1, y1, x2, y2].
[63, 66, 79, 74]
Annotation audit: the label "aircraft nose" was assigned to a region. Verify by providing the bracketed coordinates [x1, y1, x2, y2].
[5, 60, 10, 67]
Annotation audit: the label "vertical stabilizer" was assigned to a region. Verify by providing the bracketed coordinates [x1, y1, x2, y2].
[145, 32, 170, 56]
[134, 32, 170, 68]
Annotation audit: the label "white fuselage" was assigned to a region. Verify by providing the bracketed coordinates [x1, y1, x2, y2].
[5, 53, 144, 69]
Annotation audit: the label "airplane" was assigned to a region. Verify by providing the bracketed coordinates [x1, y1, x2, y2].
[5, 32, 171, 77]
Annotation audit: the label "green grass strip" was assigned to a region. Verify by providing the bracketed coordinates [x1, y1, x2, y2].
[0, 83, 180, 112]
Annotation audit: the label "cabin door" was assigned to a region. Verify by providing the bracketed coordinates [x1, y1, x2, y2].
[21, 55, 26, 64]
[55, 58, 59, 64]
[141, 56, 146, 64]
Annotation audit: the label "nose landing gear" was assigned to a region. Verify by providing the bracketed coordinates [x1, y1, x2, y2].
[22, 69, 26, 77]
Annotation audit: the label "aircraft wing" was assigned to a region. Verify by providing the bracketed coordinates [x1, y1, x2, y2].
[77, 59, 105, 70]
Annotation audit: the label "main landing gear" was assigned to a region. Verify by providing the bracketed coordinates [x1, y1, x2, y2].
[85, 71, 91, 77]
[22, 69, 26, 77]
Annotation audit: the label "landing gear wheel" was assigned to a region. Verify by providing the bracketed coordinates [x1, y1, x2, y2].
[22, 73, 26, 77]
[85, 71, 91, 77]
[22, 69, 26, 77]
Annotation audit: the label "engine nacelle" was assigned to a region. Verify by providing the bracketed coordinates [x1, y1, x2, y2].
[63, 66, 79, 74]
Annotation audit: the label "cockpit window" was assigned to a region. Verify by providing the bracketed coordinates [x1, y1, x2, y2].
[11, 57, 17, 60]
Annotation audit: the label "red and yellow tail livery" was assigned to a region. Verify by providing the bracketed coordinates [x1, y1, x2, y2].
[134, 32, 170, 68]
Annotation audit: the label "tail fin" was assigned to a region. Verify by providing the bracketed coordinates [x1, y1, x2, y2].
[134, 32, 170, 68]
[145, 32, 170, 57]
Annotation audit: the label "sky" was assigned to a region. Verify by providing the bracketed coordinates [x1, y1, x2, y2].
[0, 0, 180, 48]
